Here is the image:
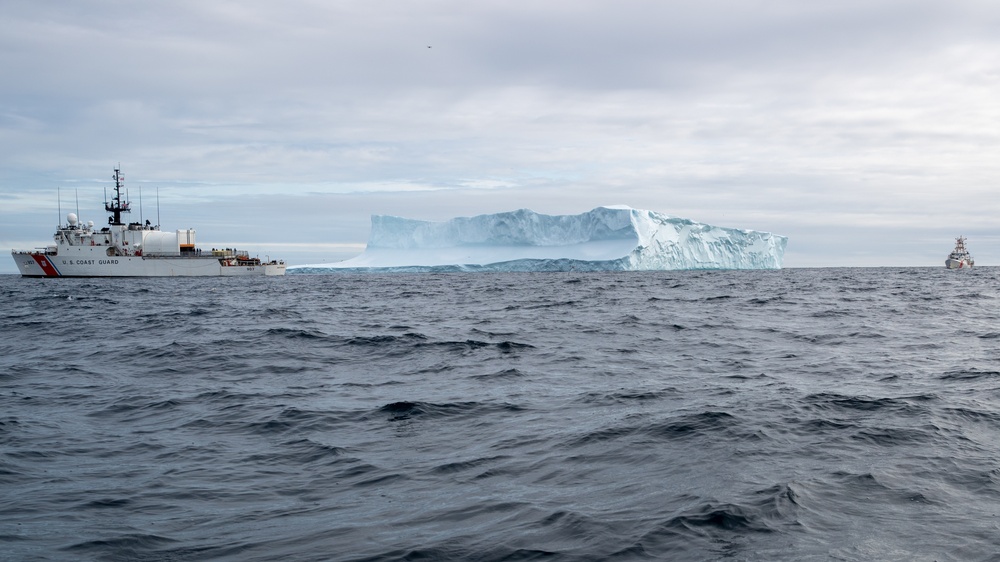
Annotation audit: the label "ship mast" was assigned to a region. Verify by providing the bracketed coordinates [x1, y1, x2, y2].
[105, 166, 131, 225]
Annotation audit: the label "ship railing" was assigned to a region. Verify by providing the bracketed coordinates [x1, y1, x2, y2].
[210, 249, 239, 257]
[11, 247, 59, 256]
[141, 250, 207, 258]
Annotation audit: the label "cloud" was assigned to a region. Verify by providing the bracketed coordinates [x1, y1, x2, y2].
[2, 0, 1000, 270]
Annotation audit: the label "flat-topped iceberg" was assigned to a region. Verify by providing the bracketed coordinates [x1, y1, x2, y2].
[291, 206, 787, 272]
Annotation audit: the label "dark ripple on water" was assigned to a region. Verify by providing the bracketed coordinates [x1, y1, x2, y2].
[3, 268, 1000, 560]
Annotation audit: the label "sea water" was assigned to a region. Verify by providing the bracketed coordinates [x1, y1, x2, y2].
[2, 268, 999, 561]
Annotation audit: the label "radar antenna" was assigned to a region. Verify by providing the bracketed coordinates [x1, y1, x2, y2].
[105, 166, 131, 225]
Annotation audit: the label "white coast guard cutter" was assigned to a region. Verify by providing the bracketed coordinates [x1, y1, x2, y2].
[945, 236, 974, 269]
[11, 167, 286, 277]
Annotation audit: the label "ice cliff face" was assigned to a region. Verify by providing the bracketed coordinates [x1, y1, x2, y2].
[291, 206, 787, 272]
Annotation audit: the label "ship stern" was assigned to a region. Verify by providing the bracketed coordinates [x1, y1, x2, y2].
[264, 263, 287, 276]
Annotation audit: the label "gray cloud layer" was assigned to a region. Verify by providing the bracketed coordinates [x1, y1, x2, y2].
[3, 0, 999, 269]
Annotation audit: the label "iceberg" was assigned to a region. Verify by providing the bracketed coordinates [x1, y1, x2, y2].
[290, 206, 787, 273]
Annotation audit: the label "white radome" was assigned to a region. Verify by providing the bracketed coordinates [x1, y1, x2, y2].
[11, 167, 285, 277]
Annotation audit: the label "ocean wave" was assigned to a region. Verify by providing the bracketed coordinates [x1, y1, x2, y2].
[5, 269, 1000, 560]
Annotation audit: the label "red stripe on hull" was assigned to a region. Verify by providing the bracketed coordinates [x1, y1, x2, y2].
[31, 254, 61, 277]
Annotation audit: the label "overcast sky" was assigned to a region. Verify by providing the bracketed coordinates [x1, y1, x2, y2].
[3, 0, 999, 272]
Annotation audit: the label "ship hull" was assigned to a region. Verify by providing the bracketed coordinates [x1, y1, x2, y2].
[945, 258, 972, 269]
[11, 166, 286, 278]
[12, 250, 285, 277]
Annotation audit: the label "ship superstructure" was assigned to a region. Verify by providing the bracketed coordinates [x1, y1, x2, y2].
[12, 167, 285, 277]
[945, 236, 974, 269]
